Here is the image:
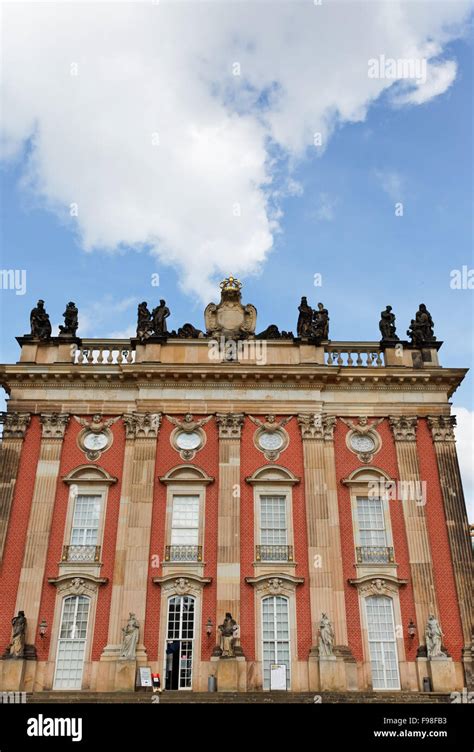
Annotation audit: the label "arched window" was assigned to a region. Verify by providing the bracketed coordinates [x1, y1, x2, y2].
[53, 595, 90, 690]
[261, 595, 290, 690]
[365, 595, 400, 690]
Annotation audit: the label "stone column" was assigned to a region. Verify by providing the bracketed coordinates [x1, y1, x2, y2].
[297, 414, 348, 646]
[100, 413, 160, 672]
[215, 413, 245, 637]
[0, 412, 31, 563]
[14, 413, 69, 643]
[427, 415, 473, 684]
[389, 416, 438, 645]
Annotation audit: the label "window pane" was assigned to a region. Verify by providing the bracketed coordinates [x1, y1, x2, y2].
[171, 496, 199, 545]
[260, 495, 287, 546]
[71, 495, 101, 545]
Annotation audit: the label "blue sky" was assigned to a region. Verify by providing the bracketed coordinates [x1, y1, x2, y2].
[0, 2, 473, 513]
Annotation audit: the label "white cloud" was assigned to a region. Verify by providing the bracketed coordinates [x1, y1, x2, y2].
[391, 60, 457, 105]
[1, 1, 472, 300]
[313, 192, 338, 222]
[374, 169, 404, 202]
[454, 407, 474, 522]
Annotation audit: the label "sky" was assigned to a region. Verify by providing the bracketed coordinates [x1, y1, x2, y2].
[0, 0, 473, 516]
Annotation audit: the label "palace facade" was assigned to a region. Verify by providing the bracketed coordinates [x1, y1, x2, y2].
[0, 279, 472, 695]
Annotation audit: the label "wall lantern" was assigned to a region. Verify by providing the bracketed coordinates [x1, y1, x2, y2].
[39, 618, 48, 639]
[407, 619, 416, 639]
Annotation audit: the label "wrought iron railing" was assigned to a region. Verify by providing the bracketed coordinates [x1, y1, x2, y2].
[255, 544, 294, 562]
[164, 545, 202, 562]
[62, 544, 101, 563]
[356, 546, 394, 564]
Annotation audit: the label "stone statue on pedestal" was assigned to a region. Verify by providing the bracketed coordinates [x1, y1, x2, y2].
[59, 302, 79, 337]
[425, 615, 446, 658]
[297, 298, 329, 342]
[30, 300, 52, 340]
[136, 302, 154, 342]
[319, 612, 335, 658]
[379, 306, 399, 341]
[152, 300, 170, 336]
[8, 611, 27, 658]
[407, 304, 436, 345]
[218, 612, 238, 657]
[120, 613, 140, 659]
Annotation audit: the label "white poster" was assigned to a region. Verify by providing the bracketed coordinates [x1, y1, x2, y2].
[270, 664, 287, 690]
[139, 667, 152, 687]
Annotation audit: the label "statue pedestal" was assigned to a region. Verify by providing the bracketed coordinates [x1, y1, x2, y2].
[319, 656, 346, 691]
[1, 658, 26, 691]
[211, 656, 247, 692]
[114, 659, 137, 691]
[429, 657, 457, 692]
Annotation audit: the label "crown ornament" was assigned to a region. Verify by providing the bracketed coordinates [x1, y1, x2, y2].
[220, 276, 242, 293]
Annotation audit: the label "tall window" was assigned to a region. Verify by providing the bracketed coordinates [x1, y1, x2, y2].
[166, 595, 195, 690]
[356, 496, 387, 547]
[54, 595, 90, 690]
[70, 494, 101, 545]
[171, 495, 199, 545]
[365, 596, 400, 690]
[260, 495, 287, 545]
[262, 595, 290, 690]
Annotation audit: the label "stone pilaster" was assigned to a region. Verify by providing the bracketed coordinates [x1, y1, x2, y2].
[215, 413, 245, 634]
[14, 413, 69, 643]
[389, 416, 438, 647]
[100, 413, 161, 659]
[427, 416, 473, 678]
[297, 414, 348, 647]
[0, 412, 31, 562]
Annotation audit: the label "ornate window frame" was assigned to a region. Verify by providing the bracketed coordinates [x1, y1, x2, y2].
[61, 465, 117, 572]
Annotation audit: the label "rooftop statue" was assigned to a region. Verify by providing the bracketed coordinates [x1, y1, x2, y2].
[297, 297, 329, 342]
[407, 304, 436, 346]
[59, 301, 79, 337]
[29, 300, 52, 340]
[204, 276, 257, 339]
[379, 305, 399, 342]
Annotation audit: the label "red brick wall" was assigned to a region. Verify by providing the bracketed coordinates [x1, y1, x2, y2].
[34, 418, 125, 662]
[0, 416, 42, 651]
[333, 418, 419, 663]
[240, 416, 312, 661]
[144, 417, 220, 664]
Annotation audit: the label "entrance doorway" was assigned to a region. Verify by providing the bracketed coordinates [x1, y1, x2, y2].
[366, 595, 401, 690]
[165, 595, 195, 690]
[53, 595, 90, 690]
[262, 595, 290, 690]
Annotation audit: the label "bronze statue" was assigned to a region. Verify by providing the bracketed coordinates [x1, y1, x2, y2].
[408, 304, 436, 345]
[30, 300, 52, 340]
[59, 301, 78, 337]
[9, 610, 26, 658]
[136, 302, 154, 342]
[313, 302, 329, 341]
[379, 305, 399, 341]
[218, 612, 238, 657]
[297, 296, 313, 338]
[152, 299, 170, 335]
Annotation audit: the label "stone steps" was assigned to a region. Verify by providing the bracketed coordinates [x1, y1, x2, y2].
[26, 690, 451, 704]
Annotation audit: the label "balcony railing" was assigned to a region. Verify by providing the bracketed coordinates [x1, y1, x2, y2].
[164, 545, 202, 562]
[255, 544, 294, 562]
[74, 339, 136, 365]
[62, 544, 101, 563]
[356, 546, 394, 564]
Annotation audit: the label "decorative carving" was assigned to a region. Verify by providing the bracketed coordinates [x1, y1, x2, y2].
[7, 611, 27, 658]
[217, 612, 239, 658]
[319, 613, 335, 658]
[389, 416, 418, 442]
[29, 299, 52, 340]
[74, 414, 119, 460]
[122, 412, 161, 439]
[341, 416, 383, 463]
[427, 415, 456, 443]
[266, 578, 284, 596]
[59, 301, 79, 337]
[204, 276, 257, 339]
[175, 577, 191, 595]
[297, 414, 336, 441]
[379, 306, 399, 342]
[215, 413, 245, 439]
[407, 304, 436, 346]
[425, 614, 447, 659]
[357, 578, 396, 597]
[249, 415, 292, 460]
[173, 323, 205, 339]
[40, 413, 70, 439]
[50, 574, 106, 594]
[256, 325, 293, 340]
[0, 412, 31, 439]
[296, 298, 329, 342]
[120, 613, 140, 660]
[166, 414, 212, 460]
